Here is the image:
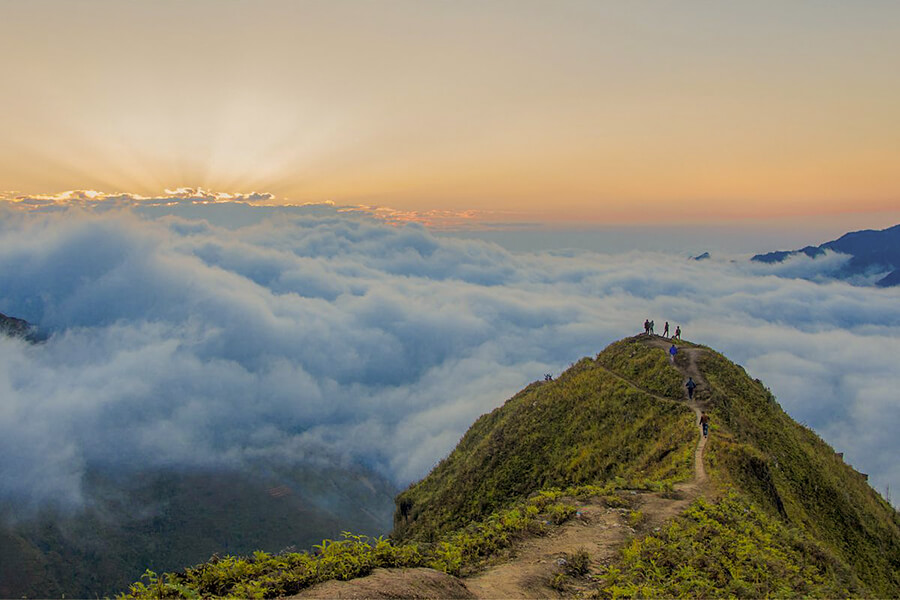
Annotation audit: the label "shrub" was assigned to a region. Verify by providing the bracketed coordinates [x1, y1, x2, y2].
[563, 548, 591, 577]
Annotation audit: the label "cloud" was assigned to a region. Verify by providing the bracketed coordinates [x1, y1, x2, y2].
[0, 205, 898, 510]
[0, 189, 501, 231]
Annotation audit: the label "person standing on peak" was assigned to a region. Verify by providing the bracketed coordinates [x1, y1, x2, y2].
[699, 412, 710, 437]
[664, 321, 670, 338]
[686, 376, 697, 399]
[644, 319, 650, 335]
[649, 320, 655, 335]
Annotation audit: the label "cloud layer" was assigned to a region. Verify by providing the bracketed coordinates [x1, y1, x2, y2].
[0, 204, 897, 509]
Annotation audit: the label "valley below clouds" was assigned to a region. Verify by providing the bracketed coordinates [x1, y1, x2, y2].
[1, 203, 898, 513]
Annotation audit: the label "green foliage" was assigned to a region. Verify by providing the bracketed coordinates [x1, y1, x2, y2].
[120, 534, 423, 600]
[626, 510, 643, 528]
[595, 492, 865, 599]
[394, 341, 695, 541]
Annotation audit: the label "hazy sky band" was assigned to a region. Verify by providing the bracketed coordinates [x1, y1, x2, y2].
[1, 0, 898, 223]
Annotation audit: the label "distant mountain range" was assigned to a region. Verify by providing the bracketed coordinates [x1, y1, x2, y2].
[752, 224, 900, 287]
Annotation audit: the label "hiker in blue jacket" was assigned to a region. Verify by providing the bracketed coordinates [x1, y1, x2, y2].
[669, 344, 677, 363]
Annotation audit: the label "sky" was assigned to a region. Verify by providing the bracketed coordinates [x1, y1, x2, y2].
[0, 203, 898, 512]
[0, 0, 899, 518]
[1, 0, 899, 230]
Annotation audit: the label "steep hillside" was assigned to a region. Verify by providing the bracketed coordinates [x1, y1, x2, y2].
[697, 346, 900, 595]
[119, 335, 900, 598]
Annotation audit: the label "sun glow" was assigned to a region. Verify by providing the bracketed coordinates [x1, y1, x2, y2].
[0, 2, 898, 225]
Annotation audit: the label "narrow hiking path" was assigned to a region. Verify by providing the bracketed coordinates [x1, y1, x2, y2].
[594, 336, 709, 486]
[462, 490, 693, 599]
[462, 336, 712, 598]
[650, 336, 710, 488]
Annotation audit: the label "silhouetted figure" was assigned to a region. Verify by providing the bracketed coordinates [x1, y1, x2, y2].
[649, 320, 655, 335]
[669, 344, 677, 363]
[674, 325, 681, 340]
[664, 321, 669, 337]
[686, 377, 697, 399]
[643, 319, 650, 335]
[699, 412, 710, 437]
[544, 373, 553, 381]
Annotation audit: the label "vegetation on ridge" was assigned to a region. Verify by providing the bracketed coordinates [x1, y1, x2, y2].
[394, 344, 694, 541]
[596, 492, 864, 598]
[121, 483, 646, 599]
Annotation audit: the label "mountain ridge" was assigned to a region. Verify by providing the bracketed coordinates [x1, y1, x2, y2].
[752, 223, 900, 286]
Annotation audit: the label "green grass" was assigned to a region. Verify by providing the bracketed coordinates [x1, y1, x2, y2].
[595, 492, 865, 599]
[394, 344, 695, 541]
[594, 337, 685, 399]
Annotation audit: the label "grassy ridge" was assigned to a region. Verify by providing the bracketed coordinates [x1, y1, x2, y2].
[393, 350, 695, 541]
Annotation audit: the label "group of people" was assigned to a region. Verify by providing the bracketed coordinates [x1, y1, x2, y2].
[643, 319, 681, 340]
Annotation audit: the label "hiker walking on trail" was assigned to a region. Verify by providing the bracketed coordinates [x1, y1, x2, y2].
[669, 344, 677, 363]
[699, 412, 710, 437]
[664, 321, 669, 338]
[686, 376, 697, 400]
[674, 325, 681, 340]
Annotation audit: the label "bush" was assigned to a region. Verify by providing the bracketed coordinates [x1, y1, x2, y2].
[563, 548, 591, 577]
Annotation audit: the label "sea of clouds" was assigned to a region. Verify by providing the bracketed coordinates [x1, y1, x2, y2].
[1, 202, 897, 509]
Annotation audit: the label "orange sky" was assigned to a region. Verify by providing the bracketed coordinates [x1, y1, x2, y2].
[1, 1, 898, 225]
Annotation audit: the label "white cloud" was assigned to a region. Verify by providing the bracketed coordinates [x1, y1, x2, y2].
[0, 204, 898, 510]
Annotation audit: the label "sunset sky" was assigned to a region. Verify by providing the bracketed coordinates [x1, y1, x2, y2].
[1, 0, 898, 228]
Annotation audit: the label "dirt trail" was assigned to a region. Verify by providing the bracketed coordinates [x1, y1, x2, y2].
[595, 338, 709, 486]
